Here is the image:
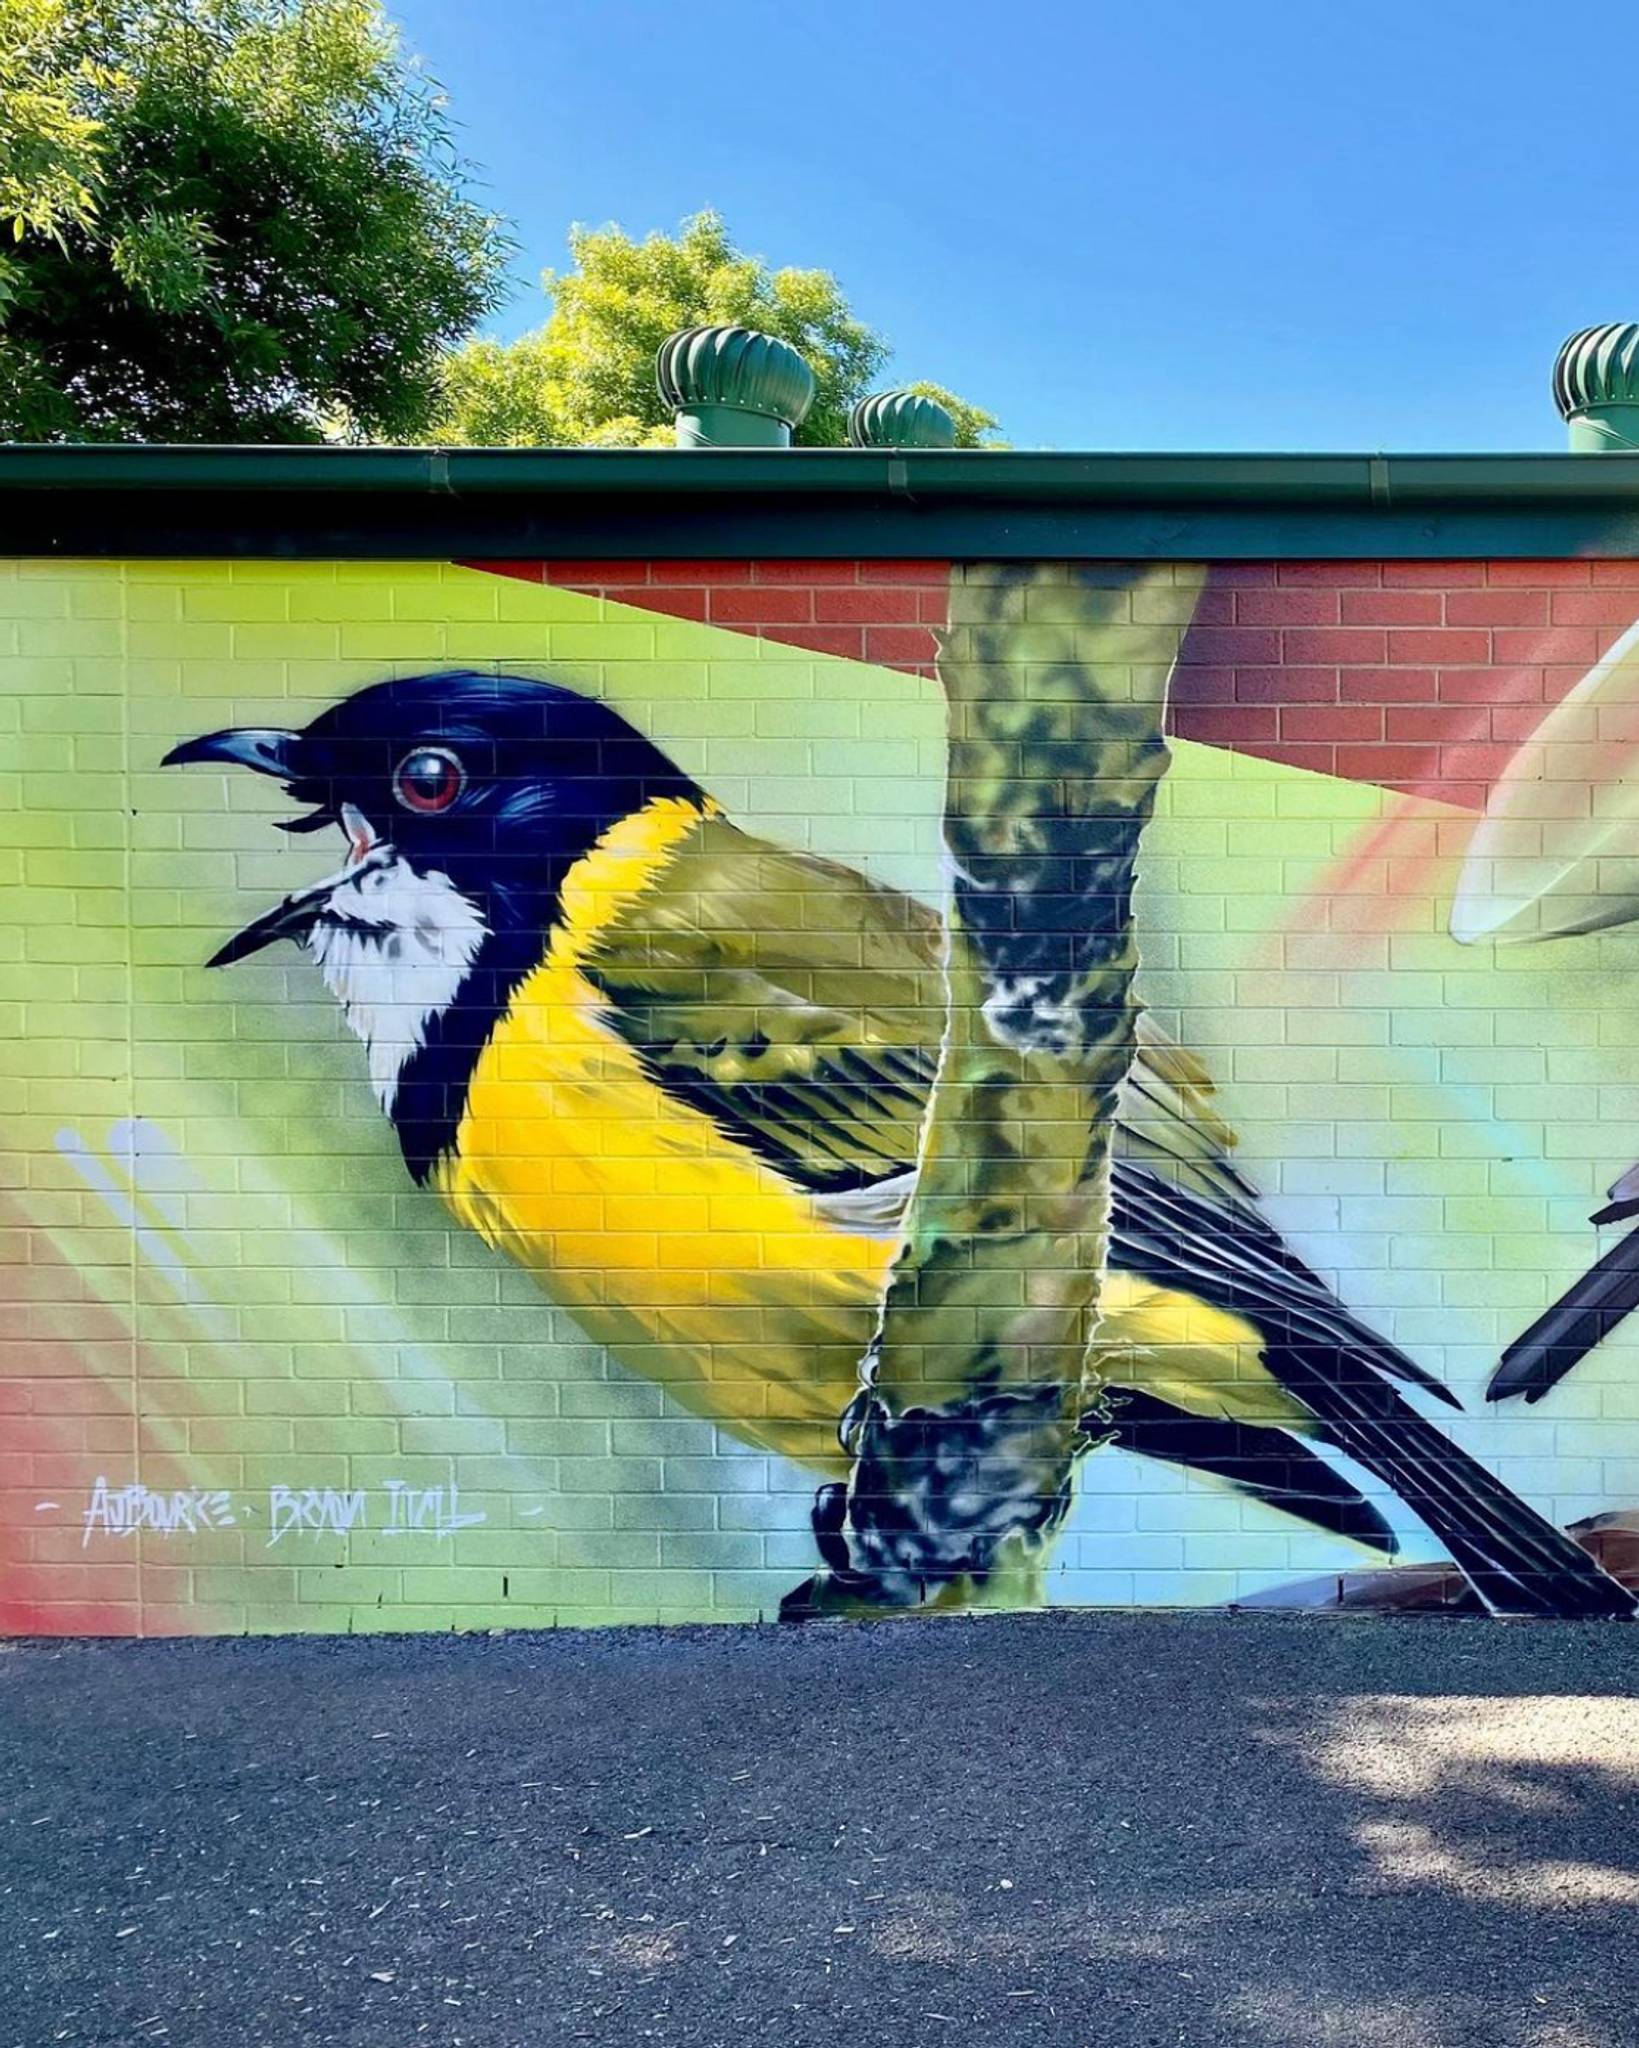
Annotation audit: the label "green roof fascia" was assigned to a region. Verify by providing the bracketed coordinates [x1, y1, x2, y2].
[5, 446, 1639, 558]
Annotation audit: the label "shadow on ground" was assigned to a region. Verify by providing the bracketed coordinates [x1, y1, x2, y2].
[4, 1612, 1638, 2047]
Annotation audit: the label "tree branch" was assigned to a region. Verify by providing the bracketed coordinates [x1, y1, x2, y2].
[785, 562, 1205, 1618]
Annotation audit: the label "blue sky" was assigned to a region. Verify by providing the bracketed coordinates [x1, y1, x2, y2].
[392, 0, 1632, 452]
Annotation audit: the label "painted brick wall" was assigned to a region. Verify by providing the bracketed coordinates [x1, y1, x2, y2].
[474, 557, 950, 670]
[5, 553, 1639, 1636]
[487, 555, 1639, 810]
[1170, 560, 1639, 810]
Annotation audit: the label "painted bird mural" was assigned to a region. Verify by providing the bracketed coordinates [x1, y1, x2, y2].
[165, 671, 1635, 1619]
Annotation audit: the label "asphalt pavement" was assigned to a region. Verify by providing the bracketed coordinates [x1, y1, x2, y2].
[4, 1611, 1639, 2048]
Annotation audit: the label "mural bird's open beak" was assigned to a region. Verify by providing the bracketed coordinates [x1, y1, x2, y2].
[162, 725, 359, 966]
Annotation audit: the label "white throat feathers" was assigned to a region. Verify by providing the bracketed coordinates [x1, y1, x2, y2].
[305, 853, 488, 1113]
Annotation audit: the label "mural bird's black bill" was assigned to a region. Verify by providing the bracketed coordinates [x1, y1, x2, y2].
[1489, 1223, 1639, 1404]
[205, 885, 331, 969]
[160, 728, 302, 778]
[203, 848, 391, 969]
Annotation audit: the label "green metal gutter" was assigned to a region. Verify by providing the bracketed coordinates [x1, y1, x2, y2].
[5, 446, 1639, 558]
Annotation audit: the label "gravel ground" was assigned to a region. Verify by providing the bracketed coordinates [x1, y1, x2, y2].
[4, 1611, 1639, 2048]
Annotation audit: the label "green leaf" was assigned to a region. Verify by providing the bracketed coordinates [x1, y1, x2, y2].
[0, 0, 512, 441]
[424, 209, 999, 450]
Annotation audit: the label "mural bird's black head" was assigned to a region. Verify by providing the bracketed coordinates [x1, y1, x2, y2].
[163, 671, 702, 963]
[163, 672, 706, 1179]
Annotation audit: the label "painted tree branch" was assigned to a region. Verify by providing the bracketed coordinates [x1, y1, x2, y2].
[786, 562, 1206, 1618]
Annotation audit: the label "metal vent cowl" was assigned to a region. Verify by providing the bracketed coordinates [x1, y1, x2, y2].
[656, 325, 816, 448]
[848, 389, 958, 450]
[1553, 324, 1639, 452]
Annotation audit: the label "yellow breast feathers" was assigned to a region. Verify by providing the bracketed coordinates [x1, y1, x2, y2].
[430, 795, 892, 1467]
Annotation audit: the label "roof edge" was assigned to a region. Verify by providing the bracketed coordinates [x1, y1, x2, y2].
[5, 445, 1639, 500]
[5, 447, 1639, 558]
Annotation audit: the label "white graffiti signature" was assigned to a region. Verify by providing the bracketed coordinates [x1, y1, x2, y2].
[71, 1475, 489, 1549]
[266, 1485, 369, 1545]
[81, 1479, 236, 1548]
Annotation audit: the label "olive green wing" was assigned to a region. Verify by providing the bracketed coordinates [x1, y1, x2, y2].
[579, 816, 1254, 1211]
[582, 818, 1460, 1414]
[579, 818, 944, 1192]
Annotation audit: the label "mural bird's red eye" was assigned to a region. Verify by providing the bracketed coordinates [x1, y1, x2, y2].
[393, 746, 465, 814]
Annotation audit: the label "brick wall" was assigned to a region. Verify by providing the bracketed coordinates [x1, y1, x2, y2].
[1170, 560, 1639, 810]
[4, 552, 1639, 1635]
[487, 555, 1639, 810]
[475, 556, 949, 670]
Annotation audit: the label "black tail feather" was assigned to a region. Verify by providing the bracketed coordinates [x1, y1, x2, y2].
[1112, 1163, 1633, 1618]
[1103, 1391, 1398, 1555]
[1489, 1225, 1639, 1406]
[1269, 1343, 1635, 1620]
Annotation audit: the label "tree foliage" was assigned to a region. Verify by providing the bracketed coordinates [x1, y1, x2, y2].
[0, 0, 511, 440]
[429, 212, 1000, 449]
